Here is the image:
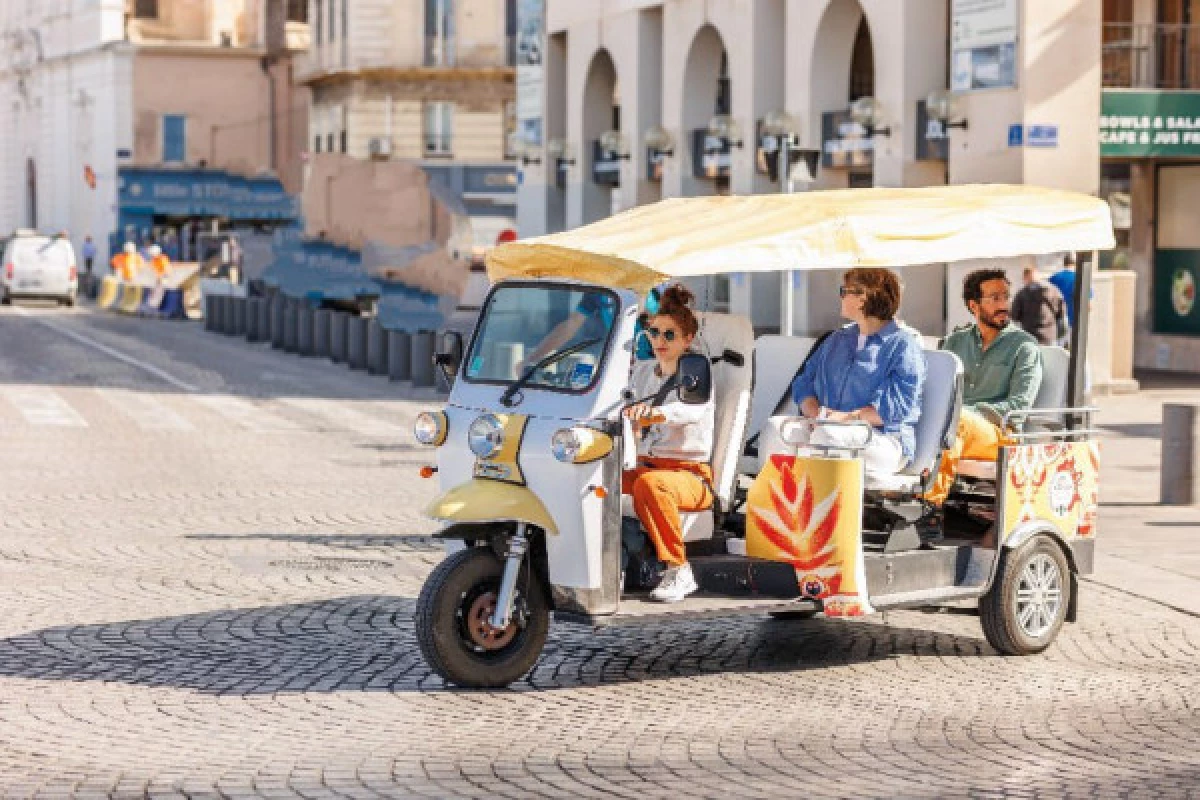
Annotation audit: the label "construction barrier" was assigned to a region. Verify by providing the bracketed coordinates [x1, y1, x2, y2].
[96, 277, 187, 319]
[117, 284, 145, 315]
[97, 277, 121, 310]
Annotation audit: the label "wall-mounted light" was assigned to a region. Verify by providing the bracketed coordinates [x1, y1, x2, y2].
[706, 114, 744, 149]
[644, 125, 676, 158]
[924, 88, 969, 130]
[546, 138, 576, 167]
[508, 133, 542, 165]
[760, 110, 800, 139]
[850, 97, 892, 138]
[599, 130, 631, 160]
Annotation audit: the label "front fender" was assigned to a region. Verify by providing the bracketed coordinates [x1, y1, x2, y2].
[425, 479, 559, 535]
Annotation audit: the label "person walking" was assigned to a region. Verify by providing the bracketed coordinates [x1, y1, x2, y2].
[81, 236, 96, 276]
[1011, 263, 1067, 346]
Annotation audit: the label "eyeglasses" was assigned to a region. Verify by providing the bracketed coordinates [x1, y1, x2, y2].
[982, 292, 1011, 303]
[839, 286, 865, 298]
[646, 327, 679, 342]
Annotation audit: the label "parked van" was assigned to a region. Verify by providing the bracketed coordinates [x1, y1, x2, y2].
[0, 231, 78, 306]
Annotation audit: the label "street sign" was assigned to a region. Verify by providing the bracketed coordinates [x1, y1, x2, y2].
[1007, 124, 1023, 147]
[1026, 125, 1058, 147]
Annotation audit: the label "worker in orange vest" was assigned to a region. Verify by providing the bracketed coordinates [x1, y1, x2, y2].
[110, 242, 144, 282]
[148, 244, 171, 280]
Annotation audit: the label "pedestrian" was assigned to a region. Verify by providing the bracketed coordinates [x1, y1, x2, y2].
[81, 236, 96, 276]
[1011, 263, 1067, 346]
[110, 242, 144, 282]
[1048, 253, 1080, 335]
[148, 245, 171, 282]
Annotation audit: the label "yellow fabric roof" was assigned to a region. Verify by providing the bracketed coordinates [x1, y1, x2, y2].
[486, 184, 1115, 293]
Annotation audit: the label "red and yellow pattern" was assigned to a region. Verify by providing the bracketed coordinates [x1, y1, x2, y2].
[745, 454, 871, 617]
[1001, 440, 1100, 541]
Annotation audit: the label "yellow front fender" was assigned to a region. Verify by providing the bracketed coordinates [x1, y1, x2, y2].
[426, 479, 559, 535]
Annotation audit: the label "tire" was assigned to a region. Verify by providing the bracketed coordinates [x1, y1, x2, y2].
[415, 545, 549, 688]
[980, 535, 1071, 655]
[1, 289, 9, 306]
[768, 609, 818, 620]
[62, 292, 76, 308]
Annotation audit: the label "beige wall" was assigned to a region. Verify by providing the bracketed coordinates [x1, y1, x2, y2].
[129, 0, 262, 47]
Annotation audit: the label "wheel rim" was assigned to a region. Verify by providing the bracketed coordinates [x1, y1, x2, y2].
[1014, 552, 1063, 639]
[456, 583, 525, 655]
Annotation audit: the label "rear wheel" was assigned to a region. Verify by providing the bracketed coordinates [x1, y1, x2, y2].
[61, 292, 76, 307]
[1, 288, 9, 305]
[980, 535, 1071, 655]
[415, 545, 549, 688]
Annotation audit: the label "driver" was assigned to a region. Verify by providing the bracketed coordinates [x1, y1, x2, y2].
[621, 284, 714, 604]
[517, 291, 615, 376]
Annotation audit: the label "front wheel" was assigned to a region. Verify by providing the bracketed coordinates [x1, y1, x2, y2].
[980, 535, 1071, 655]
[415, 545, 549, 688]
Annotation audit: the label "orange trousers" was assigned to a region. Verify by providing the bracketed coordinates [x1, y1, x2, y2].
[926, 408, 1005, 506]
[622, 458, 714, 567]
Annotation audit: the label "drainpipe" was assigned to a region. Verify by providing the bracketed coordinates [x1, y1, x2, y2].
[261, 56, 277, 171]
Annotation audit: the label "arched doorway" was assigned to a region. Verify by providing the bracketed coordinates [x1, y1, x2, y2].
[25, 158, 37, 230]
[810, 0, 875, 189]
[680, 25, 730, 199]
[581, 48, 618, 225]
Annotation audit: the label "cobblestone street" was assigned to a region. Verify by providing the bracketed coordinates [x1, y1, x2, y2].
[0, 305, 1197, 798]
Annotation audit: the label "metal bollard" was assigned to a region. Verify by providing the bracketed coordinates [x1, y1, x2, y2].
[387, 330, 412, 381]
[367, 319, 388, 375]
[329, 311, 349, 363]
[204, 295, 217, 332]
[297, 305, 315, 355]
[246, 297, 262, 342]
[1162, 403, 1200, 505]
[283, 300, 299, 353]
[232, 297, 247, 337]
[347, 315, 369, 370]
[258, 296, 272, 344]
[314, 309, 333, 358]
[219, 296, 234, 335]
[270, 296, 285, 349]
[410, 330, 436, 388]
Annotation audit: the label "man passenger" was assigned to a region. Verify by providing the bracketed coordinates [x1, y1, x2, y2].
[925, 268, 1043, 508]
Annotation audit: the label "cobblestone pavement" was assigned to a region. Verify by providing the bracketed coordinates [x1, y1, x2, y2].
[0, 305, 1197, 799]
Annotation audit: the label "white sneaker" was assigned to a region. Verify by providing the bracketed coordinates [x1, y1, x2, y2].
[650, 563, 699, 603]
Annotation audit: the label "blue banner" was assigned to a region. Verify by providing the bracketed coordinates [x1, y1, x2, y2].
[118, 167, 299, 221]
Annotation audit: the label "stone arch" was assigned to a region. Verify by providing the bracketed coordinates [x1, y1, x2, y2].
[581, 47, 617, 224]
[680, 24, 728, 198]
[810, 0, 875, 188]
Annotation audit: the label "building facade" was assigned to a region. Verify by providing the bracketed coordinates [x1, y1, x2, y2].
[0, 0, 309, 270]
[518, 0, 1149, 383]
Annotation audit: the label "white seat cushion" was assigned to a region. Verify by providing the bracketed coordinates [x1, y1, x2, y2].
[693, 312, 754, 513]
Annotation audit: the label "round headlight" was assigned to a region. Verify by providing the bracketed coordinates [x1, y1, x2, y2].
[413, 411, 447, 446]
[468, 414, 505, 458]
[551, 428, 583, 463]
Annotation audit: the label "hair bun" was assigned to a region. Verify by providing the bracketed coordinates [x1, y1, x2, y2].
[659, 284, 694, 311]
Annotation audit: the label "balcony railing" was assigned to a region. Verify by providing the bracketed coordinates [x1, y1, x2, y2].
[1104, 23, 1200, 89]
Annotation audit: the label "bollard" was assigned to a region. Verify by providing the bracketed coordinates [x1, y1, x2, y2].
[258, 295, 272, 344]
[283, 300, 299, 353]
[1162, 403, 1200, 505]
[246, 297, 262, 342]
[347, 315, 369, 370]
[224, 296, 238, 335]
[411, 330, 436, 388]
[218, 296, 233, 334]
[314, 309, 333, 358]
[387, 330, 412, 381]
[329, 311, 349, 364]
[367, 319, 388, 375]
[270, 296, 285, 349]
[203, 295, 215, 331]
[232, 297, 247, 337]
[297, 305, 315, 355]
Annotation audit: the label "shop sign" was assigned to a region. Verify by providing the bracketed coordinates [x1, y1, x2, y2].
[915, 100, 948, 161]
[1154, 250, 1200, 336]
[821, 111, 873, 169]
[951, 0, 1018, 91]
[1100, 90, 1200, 157]
[591, 140, 622, 186]
[117, 167, 298, 220]
[691, 130, 731, 179]
[515, 0, 544, 147]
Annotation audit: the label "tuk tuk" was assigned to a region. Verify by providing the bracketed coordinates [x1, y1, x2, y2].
[410, 184, 1113, 688]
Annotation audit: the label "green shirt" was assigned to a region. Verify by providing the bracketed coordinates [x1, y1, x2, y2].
[942, 323, 1043, 419]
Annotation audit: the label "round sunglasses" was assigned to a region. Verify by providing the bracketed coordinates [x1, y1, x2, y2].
[645, 326, 680, 342]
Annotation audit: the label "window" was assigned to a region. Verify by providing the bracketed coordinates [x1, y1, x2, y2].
[314, 134, 322, 153]
[849, 18, 874, 102]
[326, 133, 334, 152]
[505, 0, 517, 65]
[134, 0, 159, 19]
[340, 130, 347, 154]
[425, 0, 456, 66]
[503, 100, 517, 159]
[162, 114, 186, 163]
[314, 0, 323, 44]
[424, 102, 453, 156]
[287, 0, 308, 23]
[329, 0, 336, 40]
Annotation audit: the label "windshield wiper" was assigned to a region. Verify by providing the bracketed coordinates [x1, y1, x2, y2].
[499, 337, 602, 407]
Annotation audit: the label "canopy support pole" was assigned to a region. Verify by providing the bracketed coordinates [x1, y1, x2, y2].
[1066, 250, 1094, 415]
[780, 134, 795, 336]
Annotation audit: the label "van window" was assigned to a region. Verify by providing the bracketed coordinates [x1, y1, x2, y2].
[11, 238, 74, 268]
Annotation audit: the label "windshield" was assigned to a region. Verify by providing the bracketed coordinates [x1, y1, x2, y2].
[465, 284, 617, 392]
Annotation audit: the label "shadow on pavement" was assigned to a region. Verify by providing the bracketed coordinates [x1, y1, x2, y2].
[0, 595, 997, 694]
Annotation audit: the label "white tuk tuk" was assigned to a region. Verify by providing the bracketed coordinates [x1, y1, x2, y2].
[410, 184, 1112, 688]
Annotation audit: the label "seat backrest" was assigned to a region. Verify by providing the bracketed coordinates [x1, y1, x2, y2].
[902, 349, 963, 476]
[694, 312, 754, 510]
[745, 334, 817, 442]
[1034, 345, 1069, 408]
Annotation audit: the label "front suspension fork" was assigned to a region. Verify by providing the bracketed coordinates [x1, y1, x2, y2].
[490, 522, 529, 630]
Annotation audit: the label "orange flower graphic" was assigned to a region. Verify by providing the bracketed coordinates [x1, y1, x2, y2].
[749, 455, 844, 598]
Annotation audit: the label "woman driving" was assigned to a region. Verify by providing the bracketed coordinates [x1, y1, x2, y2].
[761, 267, 925, 477]
[621, 285, 714, 604]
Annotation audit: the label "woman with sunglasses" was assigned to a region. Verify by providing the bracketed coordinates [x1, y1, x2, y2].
[761, 267, 925, 478]
[621, 284, 714, 603]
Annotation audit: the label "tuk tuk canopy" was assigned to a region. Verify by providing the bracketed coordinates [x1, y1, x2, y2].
[486, 184, 1116, 293]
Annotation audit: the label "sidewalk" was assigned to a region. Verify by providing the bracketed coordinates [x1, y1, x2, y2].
[1091, 373, 1200, 617]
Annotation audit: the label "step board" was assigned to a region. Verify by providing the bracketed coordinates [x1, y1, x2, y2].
[556, 594, 821, 629]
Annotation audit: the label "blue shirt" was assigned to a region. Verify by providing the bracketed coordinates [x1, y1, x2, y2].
[1048, 268, 1090, 326]
[790, 321, 926, 459]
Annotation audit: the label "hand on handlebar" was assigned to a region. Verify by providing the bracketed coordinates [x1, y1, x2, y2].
[623, 402, 665, 427]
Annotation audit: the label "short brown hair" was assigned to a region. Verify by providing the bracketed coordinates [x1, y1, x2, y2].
[844, 267, 902, 320]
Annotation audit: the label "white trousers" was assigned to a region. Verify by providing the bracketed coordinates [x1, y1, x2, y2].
[760, 415, 907, 478]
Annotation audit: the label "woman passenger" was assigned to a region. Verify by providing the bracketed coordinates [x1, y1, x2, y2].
[622, 285, 714, 604]
[761, 267, 925, 478]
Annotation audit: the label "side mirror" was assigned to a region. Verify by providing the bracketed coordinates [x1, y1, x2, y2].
[434, 330, 464, 375]
[676, 352, 712, 405]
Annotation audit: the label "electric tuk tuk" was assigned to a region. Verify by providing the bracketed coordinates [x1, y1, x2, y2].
[411, 184, 1112, 688]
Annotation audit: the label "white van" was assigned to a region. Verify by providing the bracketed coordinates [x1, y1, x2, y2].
[0, 231, 78, 306]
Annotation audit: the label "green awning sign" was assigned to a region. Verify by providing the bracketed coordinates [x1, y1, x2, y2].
[1101, 90, 1200, 157]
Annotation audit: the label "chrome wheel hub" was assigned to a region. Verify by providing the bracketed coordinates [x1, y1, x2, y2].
[1014, 553, 1063, 639]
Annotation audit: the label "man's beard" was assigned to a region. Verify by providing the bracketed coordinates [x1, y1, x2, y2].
[980, 308, 1009, 331]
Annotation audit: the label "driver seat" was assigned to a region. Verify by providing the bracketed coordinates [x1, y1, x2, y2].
[622, 312, 754, 541]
